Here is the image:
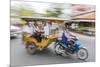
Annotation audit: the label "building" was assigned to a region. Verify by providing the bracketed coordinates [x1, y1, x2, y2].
[70, 4, 95, 29]
[67, 4, 95, 36]
[71, 11, 95, 28]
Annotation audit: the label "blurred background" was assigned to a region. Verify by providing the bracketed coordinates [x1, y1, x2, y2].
[10, 1, 95, 66]
[10, 1, 95, 38]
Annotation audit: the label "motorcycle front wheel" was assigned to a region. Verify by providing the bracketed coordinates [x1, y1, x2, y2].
[76, 48, 88, 60]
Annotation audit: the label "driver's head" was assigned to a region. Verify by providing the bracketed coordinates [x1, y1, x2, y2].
[65, 23, 71, 29]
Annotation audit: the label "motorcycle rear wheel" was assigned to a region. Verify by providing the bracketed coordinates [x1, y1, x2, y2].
[55, 44, 68, 56]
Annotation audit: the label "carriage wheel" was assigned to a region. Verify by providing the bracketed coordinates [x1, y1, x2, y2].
[26, 44, 37, 54]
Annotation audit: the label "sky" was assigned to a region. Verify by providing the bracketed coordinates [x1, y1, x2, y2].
[11, 1, 72, 15]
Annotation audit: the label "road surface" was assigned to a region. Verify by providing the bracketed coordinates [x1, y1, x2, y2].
[10, 32, 95, 67]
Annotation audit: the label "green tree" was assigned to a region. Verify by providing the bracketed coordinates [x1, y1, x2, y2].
[45, 4, 64, 18]
[17, 7, 35, 17]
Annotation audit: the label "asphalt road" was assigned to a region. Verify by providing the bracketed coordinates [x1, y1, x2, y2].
[10, 32, 95, 67]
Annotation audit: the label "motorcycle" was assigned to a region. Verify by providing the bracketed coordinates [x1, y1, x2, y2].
[55, 33, 88, 60]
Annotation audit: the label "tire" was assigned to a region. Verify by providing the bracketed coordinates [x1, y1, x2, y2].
[76, 48, 88, 60]
[55, 44, 68, 56]
[55, 44, 62, 55]
[26, 44, 37, 54]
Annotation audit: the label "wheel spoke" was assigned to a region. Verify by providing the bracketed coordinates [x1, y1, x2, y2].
[77, 48, 88, 60]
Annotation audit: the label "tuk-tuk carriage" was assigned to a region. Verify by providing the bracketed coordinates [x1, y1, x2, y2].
[21, 17, 67, 54]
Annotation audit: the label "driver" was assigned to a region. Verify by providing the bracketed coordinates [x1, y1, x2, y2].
[59, 25, 76, 48]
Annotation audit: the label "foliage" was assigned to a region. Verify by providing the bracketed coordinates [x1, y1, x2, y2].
[45, 4, 64, 18]
[17, 7, 35, 17]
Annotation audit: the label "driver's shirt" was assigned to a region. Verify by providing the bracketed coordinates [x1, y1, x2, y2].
[58, 29, 75, 41]
[22, 25, 34, 35]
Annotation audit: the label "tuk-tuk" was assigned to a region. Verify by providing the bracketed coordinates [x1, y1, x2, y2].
[21, 17, 67, 54]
